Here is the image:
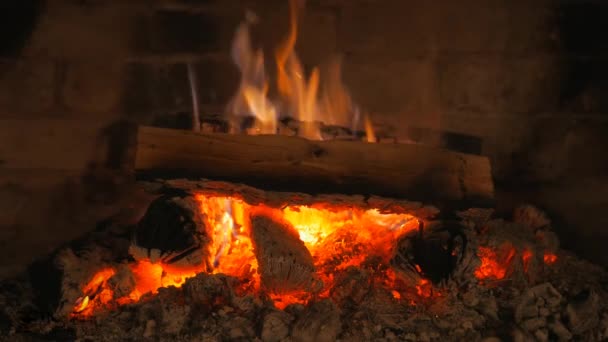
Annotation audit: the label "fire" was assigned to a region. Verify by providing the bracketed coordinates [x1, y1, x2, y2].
[521, 249, 533, 273]
[415, 279, 433, 298]
[72, 194, 420, 317]
[474, 244, 517, 280]
[227, 0, 358, 139]
[543, 252, 558, 265]
[364, 114, 376, 143]
[72, 260, 207, 318]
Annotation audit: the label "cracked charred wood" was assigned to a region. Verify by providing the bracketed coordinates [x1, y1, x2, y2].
[250, 213, 317, 294]
[391, 221, 478, 285]
[130, 195, 210, 269]
[135, 126, 494, 205]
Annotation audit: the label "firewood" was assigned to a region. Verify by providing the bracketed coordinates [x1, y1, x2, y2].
[134, 126, 494, 205]
[250, 213, 316, 294]
[143, 179, 440, 221]
[130, 195, 210, 269]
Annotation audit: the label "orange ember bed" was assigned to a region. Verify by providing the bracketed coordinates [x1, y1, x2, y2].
[68, 180, 558, 319]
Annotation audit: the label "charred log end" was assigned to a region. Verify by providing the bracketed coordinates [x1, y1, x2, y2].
[131, 195, 209, 269]
[391, 221, 474, 286]
[249, 214, 316, 294]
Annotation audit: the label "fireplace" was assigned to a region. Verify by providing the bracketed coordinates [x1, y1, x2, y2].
[1, 0, 608, 341]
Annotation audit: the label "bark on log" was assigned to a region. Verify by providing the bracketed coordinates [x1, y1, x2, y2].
[134, 126, 494, 205]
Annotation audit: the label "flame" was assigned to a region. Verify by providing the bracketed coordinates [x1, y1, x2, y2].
[474, 244, 517, 280]
[73, 295, 89, 313]
[364, 114, 376, 143]
[275, 0, 299, 99]
[227, 13, 276, 134]
[71, 268, 115, 318]
[197, 196, 259, 283]
[543, 252, 557, 265]
[227, 1, 358, 139]
[73, 194, 420, 318]
[72, 260, 207, 318]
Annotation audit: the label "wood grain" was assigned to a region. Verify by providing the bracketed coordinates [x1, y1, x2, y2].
[135, 126, 495, 204]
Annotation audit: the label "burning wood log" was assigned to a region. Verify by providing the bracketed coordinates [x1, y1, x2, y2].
[250, 213, 317, 294]
[130, 195, 210, 269]
[134, 126, 494, 205]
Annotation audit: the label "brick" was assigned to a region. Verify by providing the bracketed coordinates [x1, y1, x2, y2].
[435, 2, 558, 54]
[436, 2, 510, 53]
[506, 5, 559, 53]
[438, 56, 562, 114]
[336, 1, 438, 57]
[122, 63, 187, 119]
[62, 61, 125, 116]
[342, 57, 440, 119]
[298, 10, 338, 67]
[141, 10, 239, 54]
[23, 1, 141, 59]
[193, 59, 240, 106]
[122, 59, 239, 120]
[0, 59, 55, 116]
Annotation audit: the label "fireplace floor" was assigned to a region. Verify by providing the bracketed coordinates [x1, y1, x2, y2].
[1, 180, 607, 342]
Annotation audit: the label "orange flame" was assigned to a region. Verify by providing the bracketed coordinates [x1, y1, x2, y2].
[276, 0, 299, 99]
[227, 1, 358, 139]
[364, 114, 376, 143]
[72, 194, 420, 317]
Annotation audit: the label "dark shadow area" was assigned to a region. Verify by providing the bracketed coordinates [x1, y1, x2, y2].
[0, 1, 45, 56]
[558, 0, 608, 111]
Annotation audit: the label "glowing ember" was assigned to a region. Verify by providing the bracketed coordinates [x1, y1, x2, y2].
[72, 194, 419, 317]
[521, 249, 533, 273]
[474, 244, 517, 280]
[72, 260, 207, 318]
[543, 252, 558, 265]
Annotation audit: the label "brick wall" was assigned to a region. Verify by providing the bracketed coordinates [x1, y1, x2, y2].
[1, 0, 608, 272]
[4, 0, 607, 179]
